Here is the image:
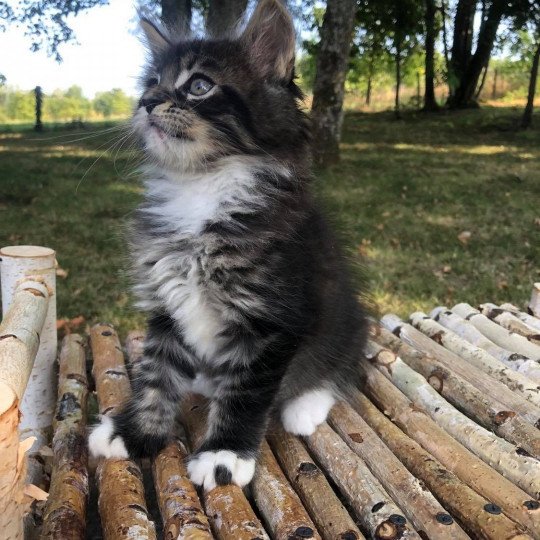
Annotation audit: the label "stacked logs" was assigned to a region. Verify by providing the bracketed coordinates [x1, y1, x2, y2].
[41, 286, 540, 539]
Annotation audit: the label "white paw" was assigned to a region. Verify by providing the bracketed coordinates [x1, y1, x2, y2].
[88, 416, 129, 459]
[187, 450, 256, 491]
[281, 389, 336, 436]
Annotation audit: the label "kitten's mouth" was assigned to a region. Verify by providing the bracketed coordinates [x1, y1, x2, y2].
[148, 118, 168, 140]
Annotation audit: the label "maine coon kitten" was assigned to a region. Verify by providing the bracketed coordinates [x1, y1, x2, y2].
[89, 0, 368, 491]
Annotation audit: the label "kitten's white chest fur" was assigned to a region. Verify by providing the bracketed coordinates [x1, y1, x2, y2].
[135, 158, 260, 360]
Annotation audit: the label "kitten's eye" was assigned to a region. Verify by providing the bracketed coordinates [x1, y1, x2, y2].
[146, 76, 159, 87]
[189, 78, 214, 97]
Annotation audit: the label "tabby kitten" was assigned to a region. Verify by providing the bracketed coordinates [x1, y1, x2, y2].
[89, 0, 367, 490]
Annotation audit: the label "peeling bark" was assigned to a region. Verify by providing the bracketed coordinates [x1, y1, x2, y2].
[365, 339, 540, 499]
[383, 313, 540, 424]
[353, 392, 533, 540]
[306, 423, 420, 539]
[358, 361, 540, 536]
[452, 303, 540, 361]
[90, 324, 156, 540]
[41, 334, 89, 539]
[267, 424, 364, 540]
[328, 401, 468, 539]
[252, 441, 321, 540]
[373, 323, 540, 460]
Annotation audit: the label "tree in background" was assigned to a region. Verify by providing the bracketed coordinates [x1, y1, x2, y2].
[423, 0, 440, 111]
[93, 88, 135, 118]
[311, 0, 358, 166]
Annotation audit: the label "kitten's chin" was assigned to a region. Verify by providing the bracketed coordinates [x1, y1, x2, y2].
[143, 133, 210, 172]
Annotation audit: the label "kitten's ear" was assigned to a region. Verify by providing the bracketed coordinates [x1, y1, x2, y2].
[140, 18, 171, 57]
[241, 0, 295, 80]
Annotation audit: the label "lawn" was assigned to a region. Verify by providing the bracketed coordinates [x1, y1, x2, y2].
[0, 107, 538, 336]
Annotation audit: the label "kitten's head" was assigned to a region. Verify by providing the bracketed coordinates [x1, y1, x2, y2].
[134, 0, 310, 173]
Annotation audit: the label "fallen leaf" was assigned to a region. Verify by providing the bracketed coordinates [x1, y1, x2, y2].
[442, 265, 452, 274]
[55, 267, 68, 279]
[497, 280, 508, 290]
[457, 230, 472, 245]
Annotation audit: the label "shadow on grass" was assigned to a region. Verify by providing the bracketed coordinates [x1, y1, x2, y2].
[0, 107, 538, 333]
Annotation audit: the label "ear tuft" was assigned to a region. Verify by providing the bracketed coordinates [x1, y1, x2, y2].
[140, 18, 171, 57]
[241, 0, 296, 80]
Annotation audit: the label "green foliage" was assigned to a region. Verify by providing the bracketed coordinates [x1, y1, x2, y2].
[0, 86, 135, 123]
[93, 89, 134, 118]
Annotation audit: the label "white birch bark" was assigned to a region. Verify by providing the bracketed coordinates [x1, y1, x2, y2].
[365, 340, 540, 499]
[499, 303, 540, 332]
[411, 311, 540, 400]
[0, 246, 57, 450]
[452, 303, 540, 360]
[0, 280, 50, 540]
[431, 307, 540, 383]
[530, 283, 540, 318]
[373, 323, 540, 460]
[306, 423, 421, 539]
[481, 303, 540, 345]
[381, 314, 540, 427]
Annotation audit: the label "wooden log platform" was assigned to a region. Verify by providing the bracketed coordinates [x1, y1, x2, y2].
[40, 290, 540, 539]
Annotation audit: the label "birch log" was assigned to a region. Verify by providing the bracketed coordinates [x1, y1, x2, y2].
[41, 334, 89, 539]
[267, 425, 364, 540]
[480, 304, 540, 345]
[382, 314, 540, 426]
[452, 303, 540, 360]
[498, 303, 540, 332]
[252, 441, 321, 540]
[90, 324, 156, 540]
[358, 360, 540, 536]
[0, 281, 50, 540]
[365, 339, 540, 498]
[124, 332, 213, 540]
[411, 311, 540, 405]
[152, 441, 213, 540]
[432, 307, 540, 379]
[373, 324, 540, 460]
[352, 392, 532, 540]
[306, 423, 420, 539]
[181, 393, 270, 540]
[529, 283, 540, 317]
[328, 401, 468, 539]
[0, 246, 57, 451]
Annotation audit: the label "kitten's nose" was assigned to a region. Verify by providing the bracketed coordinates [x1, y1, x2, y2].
[139, 96, 164, 114]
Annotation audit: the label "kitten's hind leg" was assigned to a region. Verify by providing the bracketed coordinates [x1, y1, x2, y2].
[281, 388, 336, 436]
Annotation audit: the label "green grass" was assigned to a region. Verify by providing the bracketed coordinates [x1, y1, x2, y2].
[0, 107, 538, 336]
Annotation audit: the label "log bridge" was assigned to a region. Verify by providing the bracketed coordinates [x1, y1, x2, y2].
[1, 245, 540, 540]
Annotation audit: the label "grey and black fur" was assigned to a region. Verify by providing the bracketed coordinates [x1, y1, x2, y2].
[89, 0, 368, 490]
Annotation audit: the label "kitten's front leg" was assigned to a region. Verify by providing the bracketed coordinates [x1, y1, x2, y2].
[89, 315, 193, 459]
[188, 355, 285, 491]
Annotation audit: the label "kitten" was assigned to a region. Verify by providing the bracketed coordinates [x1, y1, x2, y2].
[89, 0, 368, 491]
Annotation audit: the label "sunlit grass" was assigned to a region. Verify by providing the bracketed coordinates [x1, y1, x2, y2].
[0, 106, 538, 337]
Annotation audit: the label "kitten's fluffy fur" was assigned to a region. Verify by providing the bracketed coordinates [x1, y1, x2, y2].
[89, 0, 368, 491]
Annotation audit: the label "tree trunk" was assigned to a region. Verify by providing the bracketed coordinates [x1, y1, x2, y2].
[475, 60, 489, 99]
[34, 86, 43, 132]
[449, 0, 506, 108]
[521, 39, 540, 129]
[423, 0, 440, 111]
[161, 0, 192, 34]
[311, 0, 358, 167]
[395, 39, 402, 119]
[449, 0, 476, 93]
[366, 55, 374, 106]
[440, 0, 451, 94]
[206, 0, 248, 37]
